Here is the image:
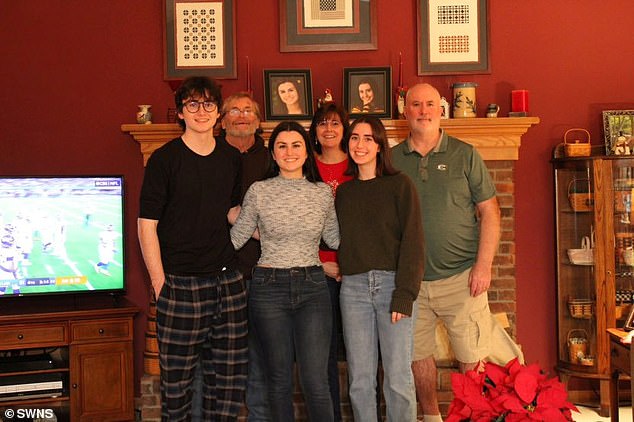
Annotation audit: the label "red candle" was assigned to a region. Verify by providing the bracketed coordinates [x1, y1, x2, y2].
[511, 89, 529, 112]
[398, 52, 403, 88]
[246, 56, 252, 93]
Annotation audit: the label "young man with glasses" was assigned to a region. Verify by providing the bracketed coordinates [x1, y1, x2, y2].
[138, 76, 248, 421]
[392, 83, 501, 422]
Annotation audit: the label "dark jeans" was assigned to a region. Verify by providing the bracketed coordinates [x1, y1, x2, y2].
[250, 266, 334, 422]
[326, 276, 343, 422]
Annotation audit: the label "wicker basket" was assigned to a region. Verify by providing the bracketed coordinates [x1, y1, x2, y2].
[568, 298, 594, 319]
[567, 236, 594, 265]
[564, 128, 591, 157]
[567, 178, 593, 212]
[567, 329, 589, 364]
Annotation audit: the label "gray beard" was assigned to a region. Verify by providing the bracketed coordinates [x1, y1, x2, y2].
[226, 128, 256, 137]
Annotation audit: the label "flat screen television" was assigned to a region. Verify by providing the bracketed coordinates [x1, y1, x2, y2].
[0, 176, 125, 298]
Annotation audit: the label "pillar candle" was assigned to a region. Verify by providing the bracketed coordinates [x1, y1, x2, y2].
[511, 90, 529, 112]
[246, 56, 251, 94]
[398, 52, 403, 88]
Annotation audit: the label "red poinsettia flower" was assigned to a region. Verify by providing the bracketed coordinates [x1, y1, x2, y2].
[446, 358, 578, 421]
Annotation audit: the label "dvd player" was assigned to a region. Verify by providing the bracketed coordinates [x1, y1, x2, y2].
[0, 373, 63, 401]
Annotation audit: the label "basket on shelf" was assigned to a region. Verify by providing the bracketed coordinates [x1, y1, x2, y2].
[567, 329, 589, 364]
[567, 178, 593, 212]
[568, 298, 594, 319]
[563, 128, 591, 157]
[566, 235, 594, 265]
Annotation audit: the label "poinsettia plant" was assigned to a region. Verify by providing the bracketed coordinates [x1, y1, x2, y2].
[446, 358, 578, 421]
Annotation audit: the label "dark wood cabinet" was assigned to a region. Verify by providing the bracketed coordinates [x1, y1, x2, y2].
[0, 298, 138, 421]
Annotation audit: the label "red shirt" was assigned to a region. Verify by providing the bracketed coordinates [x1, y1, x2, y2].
[316, 157, 353, 263]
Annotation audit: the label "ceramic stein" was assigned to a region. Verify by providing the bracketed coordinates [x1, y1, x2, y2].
[486, 103, 500, 118]
[452, 82, 477, 118]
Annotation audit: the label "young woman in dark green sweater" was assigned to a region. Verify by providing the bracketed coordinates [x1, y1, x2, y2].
[335, 116, 425, 422]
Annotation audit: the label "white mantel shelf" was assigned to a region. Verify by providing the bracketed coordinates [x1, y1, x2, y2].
[122, 117, 540, 166]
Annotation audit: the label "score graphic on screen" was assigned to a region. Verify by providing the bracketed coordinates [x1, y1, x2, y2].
[0, 176, 125, 297]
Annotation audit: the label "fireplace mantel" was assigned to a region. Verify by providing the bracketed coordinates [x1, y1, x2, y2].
[122, 117, 539, 166]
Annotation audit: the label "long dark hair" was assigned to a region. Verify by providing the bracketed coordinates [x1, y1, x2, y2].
[344, 116, 399, 178]
[309, 103, 349, 154]
[267, 121, 322, 183]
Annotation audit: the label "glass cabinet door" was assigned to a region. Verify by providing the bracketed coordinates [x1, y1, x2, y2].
[611, 159, 634, 327]
[554, 160, 597, 370]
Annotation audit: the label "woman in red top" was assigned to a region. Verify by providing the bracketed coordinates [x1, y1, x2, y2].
[308, 103, 352, 422]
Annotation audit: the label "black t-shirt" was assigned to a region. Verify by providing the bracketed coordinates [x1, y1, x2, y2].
[139, 137, 241, 276]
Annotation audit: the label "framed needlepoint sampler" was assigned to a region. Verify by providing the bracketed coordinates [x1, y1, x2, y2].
[163, 0, 236, 79]
[417, 0, 490, 75]
[280, 0, 377, 52]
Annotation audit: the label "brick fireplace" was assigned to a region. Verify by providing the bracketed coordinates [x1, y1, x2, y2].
[123, 117, 539, 420]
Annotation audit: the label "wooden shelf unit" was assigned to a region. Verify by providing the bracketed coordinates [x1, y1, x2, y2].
[553, 155, 634, 417]
[0, 298, 138, 421]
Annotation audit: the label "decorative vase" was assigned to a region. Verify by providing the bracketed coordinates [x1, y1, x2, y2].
[136, 104, 153, 124]
[452, 82, 477, 118]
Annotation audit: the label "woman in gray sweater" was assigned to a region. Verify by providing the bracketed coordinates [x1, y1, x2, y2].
[335, 116, 424, 422]
[231, 121, 339, 422]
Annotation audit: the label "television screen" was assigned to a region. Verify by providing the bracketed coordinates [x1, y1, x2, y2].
[0, 176, 125, 297]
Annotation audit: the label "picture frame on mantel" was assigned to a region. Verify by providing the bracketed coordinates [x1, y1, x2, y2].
[279, 0, 377, 52]
[263, 69, 314, 121]
[163, 0, 237, 80]
[603, 110, 634, 155]
[343, 67, 392, 119]
[417, 0, 490, 75]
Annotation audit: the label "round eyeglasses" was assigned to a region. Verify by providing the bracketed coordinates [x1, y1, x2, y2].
[184, 100, 217, 113]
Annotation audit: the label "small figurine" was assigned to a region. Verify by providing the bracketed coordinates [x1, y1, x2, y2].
[440, 97, 450, 119]
[317, 89, 334, 109]
[396, 86, 407, 119]
[613, 132, 631, 155]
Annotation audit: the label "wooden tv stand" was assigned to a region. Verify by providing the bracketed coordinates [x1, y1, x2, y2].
[0, 297, 138, 421]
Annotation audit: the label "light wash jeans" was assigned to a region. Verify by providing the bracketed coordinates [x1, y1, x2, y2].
[340, 270, 417, 422]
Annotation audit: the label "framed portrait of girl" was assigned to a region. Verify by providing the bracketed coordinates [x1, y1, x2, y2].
[264, 69, 313, 121]
[343, 66, 392, 119]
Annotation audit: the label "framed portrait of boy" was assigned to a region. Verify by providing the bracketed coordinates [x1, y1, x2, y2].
[343, 67, 392, 119]
[263, 69, 313, 121]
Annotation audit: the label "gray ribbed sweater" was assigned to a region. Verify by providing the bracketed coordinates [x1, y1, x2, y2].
[231, 176, 340, 268]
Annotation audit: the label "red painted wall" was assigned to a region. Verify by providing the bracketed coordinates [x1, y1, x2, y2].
[2, 1, 634, 394]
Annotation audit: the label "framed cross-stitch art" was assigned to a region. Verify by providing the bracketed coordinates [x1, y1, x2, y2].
[163, 0, 237, 80]
[417, 0, 490, 75]
[280, 0, 377, 52]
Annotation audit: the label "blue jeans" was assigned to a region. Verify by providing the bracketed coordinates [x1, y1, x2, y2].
[246, 280, 272, 421]
[250, 266, 333, 422]
[340, 270, 417, 422]
[326, 276, 343, 422]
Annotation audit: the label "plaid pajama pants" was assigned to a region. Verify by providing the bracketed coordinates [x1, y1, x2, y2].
[156, 270, 248, 421]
